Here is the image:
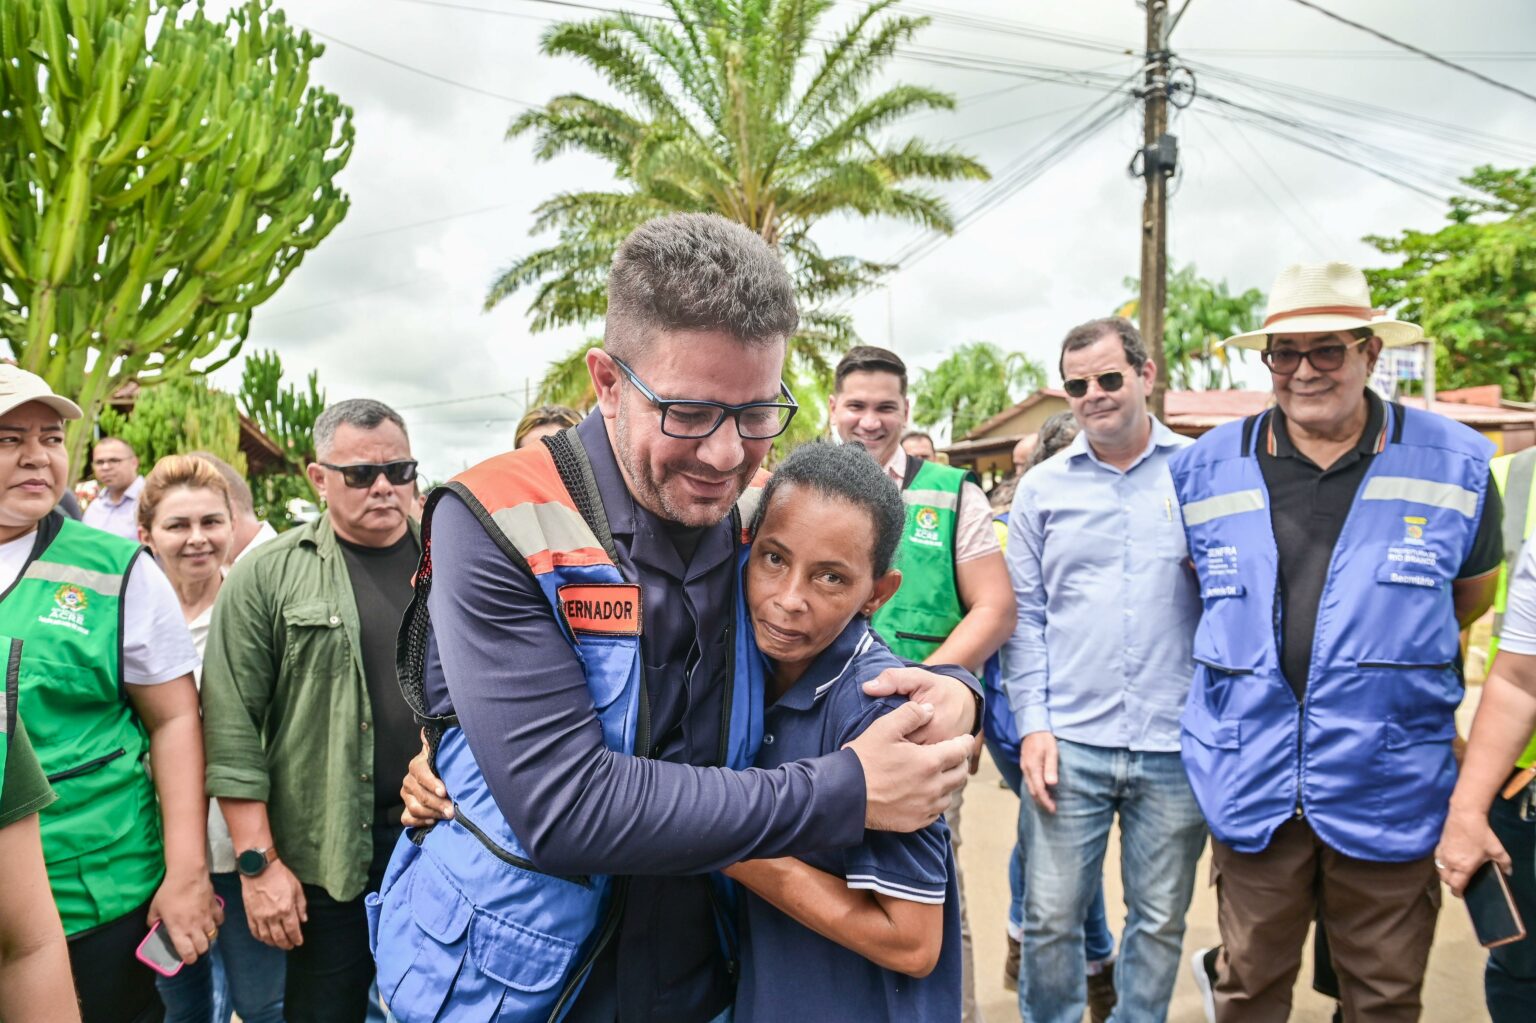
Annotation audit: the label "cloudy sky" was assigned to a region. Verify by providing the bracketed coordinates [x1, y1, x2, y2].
[197, 0, 1536, 479]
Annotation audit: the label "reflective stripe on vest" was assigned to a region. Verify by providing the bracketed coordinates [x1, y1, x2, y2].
[372, 434, 766, 1023]
[0, 518, 158, 934]
[871, 459, 968, 663]
[1489, 448, 1536, 768]
[1170, 404, 1493, 862]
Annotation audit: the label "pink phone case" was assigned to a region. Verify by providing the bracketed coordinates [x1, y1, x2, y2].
[135, 895, 226, 977]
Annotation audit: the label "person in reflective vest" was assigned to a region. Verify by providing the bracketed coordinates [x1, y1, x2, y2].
[0, 636, 80, 1022]
[376, 214, 982, 1023]
[1435, 446, 1536, 1021]
[1175, 262, 1501, 1022]
[0, 365, 220, 1023]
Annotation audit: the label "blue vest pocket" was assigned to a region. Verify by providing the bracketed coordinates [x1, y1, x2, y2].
[1384, 713, 1457, 751]
[1183, 709, 1240, 750]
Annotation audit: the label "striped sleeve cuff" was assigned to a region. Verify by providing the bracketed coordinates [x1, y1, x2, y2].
[846, 873, 947, 905]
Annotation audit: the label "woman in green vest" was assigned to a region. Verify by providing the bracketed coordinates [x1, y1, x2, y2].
[0, 366, 220, 1022]
[0, 635, 81, 1022]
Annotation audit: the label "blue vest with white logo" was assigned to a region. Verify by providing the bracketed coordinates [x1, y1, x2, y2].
[368, 433, 766, 1022]
[1169, 403, 1491, 862]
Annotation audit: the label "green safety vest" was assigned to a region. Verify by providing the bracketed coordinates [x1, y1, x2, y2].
[1491, 448, 1536, 769]
[0, 636, 17, 803]
[0, 515, 162, 934]
[871, 458, 971, 663]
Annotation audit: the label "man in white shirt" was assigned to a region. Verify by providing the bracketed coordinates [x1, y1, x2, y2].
[81, 437, 144, 540]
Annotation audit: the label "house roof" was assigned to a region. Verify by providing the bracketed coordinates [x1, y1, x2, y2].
[951, 387, 1536, 453]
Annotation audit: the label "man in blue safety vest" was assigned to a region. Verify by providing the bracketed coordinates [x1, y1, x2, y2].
[1178, 262, 1502, 1022]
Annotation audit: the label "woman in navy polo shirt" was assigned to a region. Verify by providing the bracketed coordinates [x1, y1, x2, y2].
[727, 442, 964, 1022]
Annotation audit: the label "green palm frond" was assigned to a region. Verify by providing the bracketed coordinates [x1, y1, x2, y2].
[490, 0, 990, 400]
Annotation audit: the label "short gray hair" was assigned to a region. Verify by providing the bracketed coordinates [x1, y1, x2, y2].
[313, 399, 408, 460]
[1059, 316, 1149, 377]
[603, 213, 799, 362]
[188, 450, 255, 518]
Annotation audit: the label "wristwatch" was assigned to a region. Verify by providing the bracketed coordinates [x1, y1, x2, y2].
[237, 846, 278, 878]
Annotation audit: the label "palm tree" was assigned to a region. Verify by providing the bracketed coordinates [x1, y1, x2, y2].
[489, 0, 989, 399]
[912, 341, 1047, 442]
[1122, 265, 1264, 390]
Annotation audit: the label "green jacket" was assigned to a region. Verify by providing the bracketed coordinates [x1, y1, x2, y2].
[0, 517, 161, 934]
[202, 513, 420, 901]
[871, 458, 970, 663]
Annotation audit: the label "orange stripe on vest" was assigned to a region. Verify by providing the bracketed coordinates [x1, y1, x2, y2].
[454, 444, 579, 514]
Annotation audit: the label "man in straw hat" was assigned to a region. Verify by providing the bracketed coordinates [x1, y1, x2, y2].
[1168, 262, 1503, 1021]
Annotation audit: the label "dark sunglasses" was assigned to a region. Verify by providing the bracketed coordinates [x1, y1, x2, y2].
[1260, 337, 1367, 375]
[1062, 371, 1125, 399]
[610, 356, 798, 440]
[319, 460, 419, 488]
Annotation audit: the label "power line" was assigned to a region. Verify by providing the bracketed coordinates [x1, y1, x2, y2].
[1189, 113, 1331, 257]
[258, 279, 419, 321]
[1184, 47, 1536, 62]
[306, 27, 538, 107]
[947, 100, 1097, 142]
[327, 203, 521, 245]
[1285, 0, 1536, 106]
[397, 388, 521, 411]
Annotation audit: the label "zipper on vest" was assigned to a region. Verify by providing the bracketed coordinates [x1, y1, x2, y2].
[1357, 661, 1454, 670]
[1275, 576, 1306, 821]
[546, 877, 629, 1023]
[715, 509, 740, 771]
[46, 747, 126, 783]
[450, 803, 590, 888]
[894, 631, 948, 644]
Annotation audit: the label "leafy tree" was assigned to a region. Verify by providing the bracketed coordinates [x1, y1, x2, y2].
[1121, 265, 1264, 391]
[239, 349, 326, 472]
[238, 349, 325, 526]
[1365, 165, 1536, 401]
[97, 377, 247, 475]
[0, 0, 353, 479]
[912, 342, 1046, 441]
[490, 0, 988, 398]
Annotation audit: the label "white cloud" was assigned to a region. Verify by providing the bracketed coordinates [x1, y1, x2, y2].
[187, 0, 1536, 478]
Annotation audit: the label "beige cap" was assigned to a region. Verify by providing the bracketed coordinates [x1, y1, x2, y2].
[0, 364, 84, 420]
[1222, 261, 1424, 351]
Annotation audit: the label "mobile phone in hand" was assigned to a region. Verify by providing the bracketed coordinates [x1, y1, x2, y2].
[1465, 861, 1527, 949]
[134, 895, 226, 977]
[135, 921, 186, 977]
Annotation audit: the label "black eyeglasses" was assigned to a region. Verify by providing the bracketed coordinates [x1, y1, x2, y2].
[1260, 337, 1368, 375]
[610, 356, 798, 440]
[1062, 371, 1126, 399]
[319, 460, 419, 488]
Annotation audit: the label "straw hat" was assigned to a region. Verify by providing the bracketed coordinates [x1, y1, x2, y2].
[1222, 261, 1424, 351]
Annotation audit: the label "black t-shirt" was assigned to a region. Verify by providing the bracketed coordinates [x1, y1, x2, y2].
[338, 531, 422, 820]
[1259, 391, 1503, 698]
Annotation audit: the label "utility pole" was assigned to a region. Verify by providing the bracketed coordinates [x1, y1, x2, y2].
[1137, 0, 1174, 418]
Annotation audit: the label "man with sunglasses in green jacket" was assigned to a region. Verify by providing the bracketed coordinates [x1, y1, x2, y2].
[201, 398, 423, 1023]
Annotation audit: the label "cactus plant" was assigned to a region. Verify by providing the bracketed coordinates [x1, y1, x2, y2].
[0, 0, 353, 480]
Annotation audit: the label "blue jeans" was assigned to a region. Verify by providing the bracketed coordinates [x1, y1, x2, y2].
[155, 872, 285, 1023]
[1488, 790, 1536, 1022]
[985, 733, 1115, 961]
[1019, 740, 1206, 1023]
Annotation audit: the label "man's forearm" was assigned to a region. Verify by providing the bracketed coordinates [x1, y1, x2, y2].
[219, 798, 278, 853]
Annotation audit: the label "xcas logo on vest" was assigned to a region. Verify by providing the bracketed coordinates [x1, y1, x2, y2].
[912, 506, 944, 548]
[41, 583, 91, 636]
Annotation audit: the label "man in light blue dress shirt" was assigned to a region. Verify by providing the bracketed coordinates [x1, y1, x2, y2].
[1003, 317, 1207, 1023]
